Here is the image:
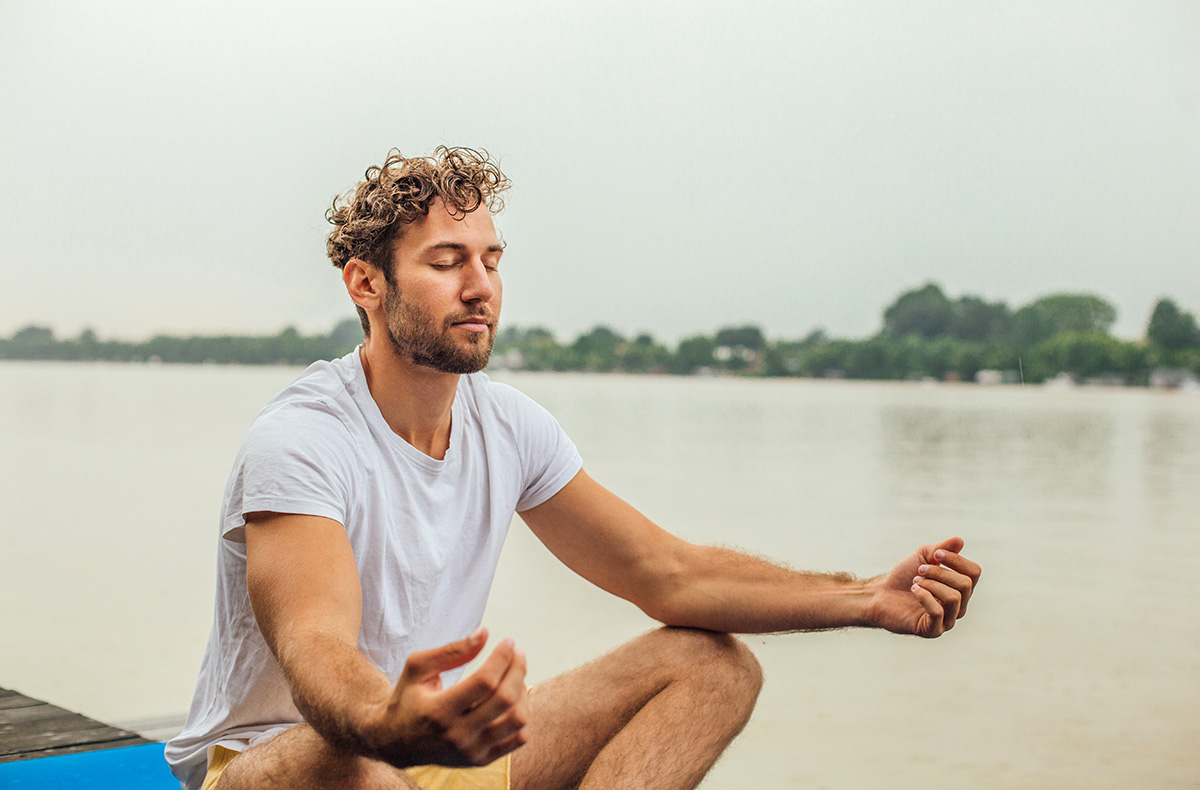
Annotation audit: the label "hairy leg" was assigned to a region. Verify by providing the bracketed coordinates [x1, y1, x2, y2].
[510, 627, 763, 790]
[214, 723, 422, 790]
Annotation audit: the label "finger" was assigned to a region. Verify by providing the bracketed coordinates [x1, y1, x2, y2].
[910, 582, 944, 638]
[441, 644, 527, 765]
[477, 699, 530, 751]
[934, 549, 982, 584]
[442, 638, 517, 714]
[913, 576, 962, 628]
[474, 723, 530, 766]
[403, 628, 488, 681]
[932, 550, 981, 615]
[917, 562, 974, 617]
[918, 537, 964, 566]
[463, 646, 528, 733]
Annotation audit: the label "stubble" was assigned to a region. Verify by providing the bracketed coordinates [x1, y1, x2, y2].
[383, 288, 496, 374]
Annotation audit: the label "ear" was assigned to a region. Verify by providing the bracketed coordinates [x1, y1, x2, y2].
[344, 258, 386, 314]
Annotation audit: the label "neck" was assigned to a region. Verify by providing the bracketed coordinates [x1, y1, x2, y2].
[359, 335, 459, 460]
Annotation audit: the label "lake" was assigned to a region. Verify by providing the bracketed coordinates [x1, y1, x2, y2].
[1, 361, 1197, 787]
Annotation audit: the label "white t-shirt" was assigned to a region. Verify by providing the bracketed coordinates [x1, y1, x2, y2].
[165, 350, 582, 789]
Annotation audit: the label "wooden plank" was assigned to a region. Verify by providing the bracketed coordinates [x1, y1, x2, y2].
[1, 710, 131, 744]
[0, 736, 149, 764]
[0, 687, 150, 763]
[0, 689, 43, 711]
[1, 724, 145, 756]
[0, 703, 104, 727]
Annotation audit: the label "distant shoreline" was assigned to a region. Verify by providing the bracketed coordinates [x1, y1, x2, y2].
[4, 284, 1198, 385]
[5, 357, 1200, 393]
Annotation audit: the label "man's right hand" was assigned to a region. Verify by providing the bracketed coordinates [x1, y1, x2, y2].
[365, 628, 531, 768]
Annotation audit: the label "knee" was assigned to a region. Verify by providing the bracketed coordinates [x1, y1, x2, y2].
[709, 632, 764, 703]
[654, 628, 764, 702]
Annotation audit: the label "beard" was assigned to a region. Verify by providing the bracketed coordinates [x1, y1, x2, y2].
[383, 288, 496, 374]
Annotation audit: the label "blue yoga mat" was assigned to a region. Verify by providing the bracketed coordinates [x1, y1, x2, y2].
[0, 743, 175, 788]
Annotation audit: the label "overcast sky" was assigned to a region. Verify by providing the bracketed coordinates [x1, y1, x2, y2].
[2, 0, 1197, 343]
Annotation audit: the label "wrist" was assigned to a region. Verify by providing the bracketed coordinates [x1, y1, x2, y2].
[840, 577, 878, 628]
[792, 575, 876, 631]
[357, 683, 439, 769]
[857, 575, 888, 629]
[354, 697, 391, 757]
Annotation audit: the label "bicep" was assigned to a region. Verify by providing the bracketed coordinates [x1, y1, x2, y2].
[244, 512, 363, 663]
[518, 470, 690, 616]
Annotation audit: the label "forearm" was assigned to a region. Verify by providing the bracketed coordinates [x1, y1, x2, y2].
[273, 629, 396, 758]
[646, 545, 877, 633]
[522, 473, 882, 633]
[245, 513, 407, 761]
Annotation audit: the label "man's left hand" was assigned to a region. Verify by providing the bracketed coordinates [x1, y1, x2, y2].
[864, 537, 982, 638]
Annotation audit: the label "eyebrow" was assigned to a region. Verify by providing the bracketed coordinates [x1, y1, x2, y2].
[423, 241, 505, 255]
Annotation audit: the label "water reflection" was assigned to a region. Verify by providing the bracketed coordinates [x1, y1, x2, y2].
[1144, 406, 1199, 500]
[880, 399, 1118, 510]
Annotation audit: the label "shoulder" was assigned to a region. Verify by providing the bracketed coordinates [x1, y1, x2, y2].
[459, 373, 582, 511]
[458, 372, 556, 428]
[264, 355, 359, 414]
[242, 357, 363, 459]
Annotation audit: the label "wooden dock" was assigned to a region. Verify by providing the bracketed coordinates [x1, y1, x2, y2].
[0, 686, 150, 763]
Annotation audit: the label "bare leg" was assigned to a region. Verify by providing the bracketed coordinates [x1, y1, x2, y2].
[511, 627, 763, 790]
[214, 723, 421, 790]
[215, 627, 760, 790]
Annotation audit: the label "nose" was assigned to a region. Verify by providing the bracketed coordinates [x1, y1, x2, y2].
[461, 258, 496, 304]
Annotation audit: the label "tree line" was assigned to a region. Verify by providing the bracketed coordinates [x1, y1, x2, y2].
[0, 321, 364, 367]
[495, 285, 1199, 384]
[3, 284, 1198, 384]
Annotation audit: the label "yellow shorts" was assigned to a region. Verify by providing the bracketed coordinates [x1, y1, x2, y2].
[201, 744, 510, 790]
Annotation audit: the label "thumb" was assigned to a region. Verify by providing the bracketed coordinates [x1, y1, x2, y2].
[403, 627, 488, 681]
[929, 536, 965, 559]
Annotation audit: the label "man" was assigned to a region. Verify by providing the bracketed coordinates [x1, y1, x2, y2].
[165, 147, 981, 790]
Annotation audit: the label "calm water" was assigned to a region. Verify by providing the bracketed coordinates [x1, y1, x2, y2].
[1, 362, 1197, 788]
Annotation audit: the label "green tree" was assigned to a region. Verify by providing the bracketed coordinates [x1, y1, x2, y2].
[275, 326, 305, 364]
[765, 330, 826, 376]
[621, 333, 670, 373]
[712, 325, 766, 372]
[571, 325, 624, 372]
[1024, 331, 1147, 383]
[1011, 294, 1117, 347]
[670, 334, 716, 375]
[883, 283, 954, 338]
[492, 325, 570, 371]
[790, 339, 849, 378]
[713, 325, 765, 351]
[843, 336, 895, 379]
[328, 318, 363, 352]
[1146, 298, 1200, 351]
[4, 326, 58, 359]
[523, 327, 572, 370]
[950, 296, 1012, 342]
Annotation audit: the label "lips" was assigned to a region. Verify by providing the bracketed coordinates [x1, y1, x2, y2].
[450, 313, 494, 328]
[449, 314, 494, 332]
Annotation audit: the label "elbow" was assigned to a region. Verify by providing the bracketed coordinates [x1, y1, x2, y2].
[630, 543, 741, 630]
[629, 551, 696, 626]
[637, 595, 679, 626]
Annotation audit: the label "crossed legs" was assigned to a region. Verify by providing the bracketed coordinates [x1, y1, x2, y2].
[511, 627, 762, 789]
[215, 627, 763, 790]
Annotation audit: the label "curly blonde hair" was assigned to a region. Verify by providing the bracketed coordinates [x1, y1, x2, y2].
[326, 146, 511, 334]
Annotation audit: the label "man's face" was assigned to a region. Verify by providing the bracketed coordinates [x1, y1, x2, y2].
[381, 198, 503, 374]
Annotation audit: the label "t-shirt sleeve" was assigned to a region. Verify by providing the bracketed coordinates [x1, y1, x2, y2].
[506, 389, 583, 512]
[220, 403, 355, 542]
